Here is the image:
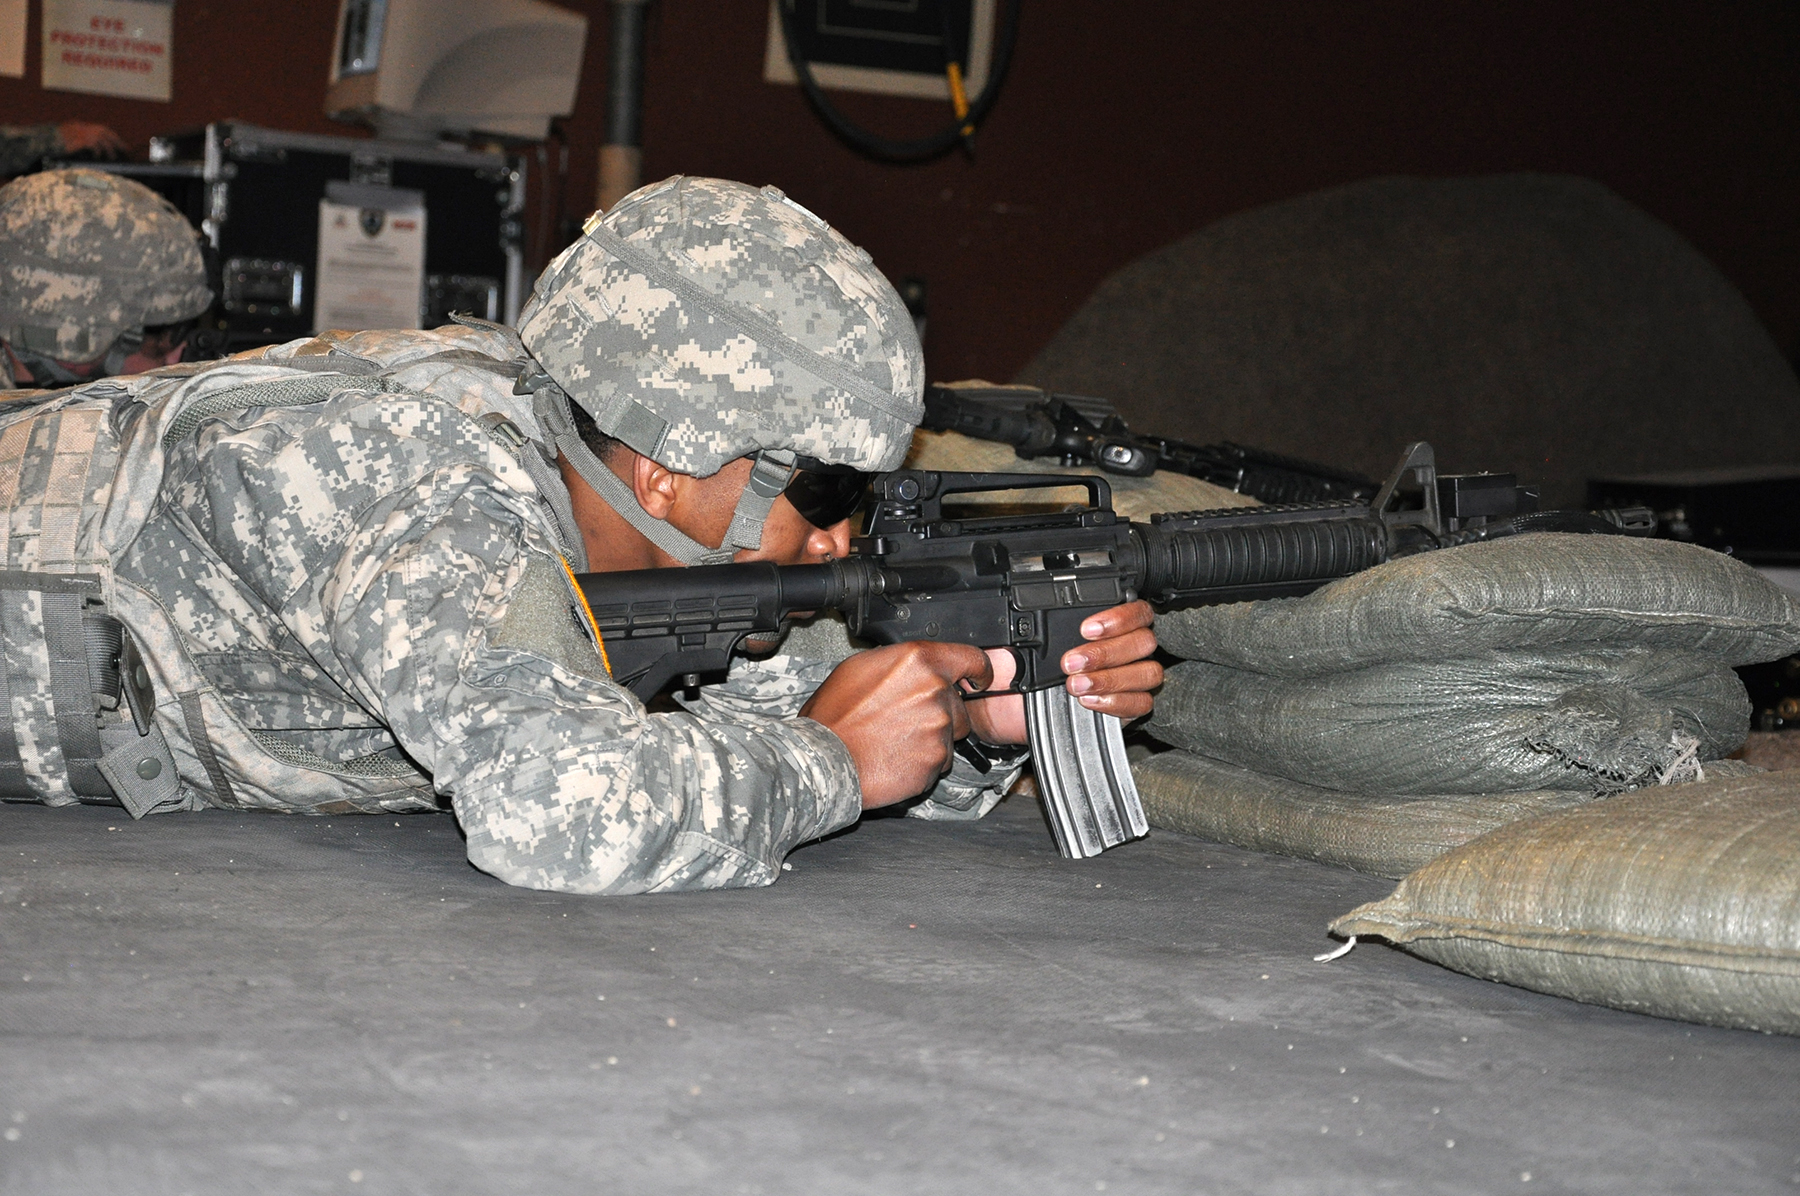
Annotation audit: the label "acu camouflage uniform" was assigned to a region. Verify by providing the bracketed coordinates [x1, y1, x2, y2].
[0, 181, 1016, 894]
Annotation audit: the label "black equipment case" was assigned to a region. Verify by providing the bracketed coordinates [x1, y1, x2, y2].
[71, 122, 525, 350]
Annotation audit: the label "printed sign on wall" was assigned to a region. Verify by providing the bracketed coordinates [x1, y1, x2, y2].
[315, 187, 428, 333]
[41, 0, 173, 101]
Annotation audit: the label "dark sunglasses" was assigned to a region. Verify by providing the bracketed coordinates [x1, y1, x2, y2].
[782, 457, 873, 530]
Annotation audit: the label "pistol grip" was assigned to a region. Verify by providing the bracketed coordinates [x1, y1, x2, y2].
[1024, 686, 1148, 859]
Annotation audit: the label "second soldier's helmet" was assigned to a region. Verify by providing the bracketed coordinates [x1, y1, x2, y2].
[0, 167, 213, 366]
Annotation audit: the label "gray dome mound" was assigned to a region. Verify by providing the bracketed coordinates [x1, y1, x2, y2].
[1016, 174, 1800, 505]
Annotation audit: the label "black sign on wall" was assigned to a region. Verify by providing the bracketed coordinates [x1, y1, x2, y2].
[765, 0, 995, 99]
[783, 0, 975, 76]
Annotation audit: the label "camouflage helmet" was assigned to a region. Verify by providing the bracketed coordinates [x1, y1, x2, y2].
[0, 168, 213, 365]
[517, 176, 924, 565]
[520, 176, 923, 475]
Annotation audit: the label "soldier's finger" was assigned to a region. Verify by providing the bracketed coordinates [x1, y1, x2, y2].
[948, 690, 973, 744]
[1078, 600, 1154, 641]
[1075, 689, 1156, 719]
[1066, 659, 1162, 698]
[925, 641, 993, 693]
[1062, 627, 1158, 675]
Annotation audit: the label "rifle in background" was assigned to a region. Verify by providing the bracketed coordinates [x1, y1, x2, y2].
[921, 383, 1379, 505]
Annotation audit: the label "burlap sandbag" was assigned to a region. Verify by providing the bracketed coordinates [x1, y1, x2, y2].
[1156, 534, 1800, 675]
[1330, 771, 1800, 1034]
[904, 428, 1254, 522]
[1133, 748, 1761, 878]
[1151, 648, 1749, 794]
[1149, 535, 1800, 795]
[1133, 749, 1594, 877]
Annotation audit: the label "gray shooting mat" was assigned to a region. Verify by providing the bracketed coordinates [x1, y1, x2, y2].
[2, 798, 1796, 1195]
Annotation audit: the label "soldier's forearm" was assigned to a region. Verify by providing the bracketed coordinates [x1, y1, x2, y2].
[448, 707, 862, 894]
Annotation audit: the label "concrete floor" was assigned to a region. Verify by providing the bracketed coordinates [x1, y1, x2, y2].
[2, 798, 1795, 1195]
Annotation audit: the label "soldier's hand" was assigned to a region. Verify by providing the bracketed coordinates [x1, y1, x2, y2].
[965, 600, 1162, 744]
[801, 641, 993, 809]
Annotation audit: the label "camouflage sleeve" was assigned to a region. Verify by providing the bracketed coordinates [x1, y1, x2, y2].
[905, 744, 1028, 822]
[0, 126, 62, 176]
[193, 393, 862, 893]
[674, 650, 835, 723]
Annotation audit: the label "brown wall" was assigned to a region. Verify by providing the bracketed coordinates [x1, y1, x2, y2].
[6, 1, 1798, 385]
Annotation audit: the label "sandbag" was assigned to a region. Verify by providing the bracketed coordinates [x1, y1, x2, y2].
[1156, 534, 1800, 675]
[1330, 771, 1800, 1034]
[1013, 174, 1800, 509]
[1150, 648, 1749, 794]
[1149, 534, 1800, 796]
[904, 428, 1254, 523]
[1133, 749, 1594, 877]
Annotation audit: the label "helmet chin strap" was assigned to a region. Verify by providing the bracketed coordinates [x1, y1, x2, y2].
[723, 449, 799, 552]
[530, 383, 794, 567]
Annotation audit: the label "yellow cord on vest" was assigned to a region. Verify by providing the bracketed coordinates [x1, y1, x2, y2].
[560, 555, 612, 677]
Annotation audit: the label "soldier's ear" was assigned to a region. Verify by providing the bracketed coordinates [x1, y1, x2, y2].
[631, 452, 681, 520]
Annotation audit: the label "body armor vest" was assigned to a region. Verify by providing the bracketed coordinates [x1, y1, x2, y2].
[0, 326, 549, 817]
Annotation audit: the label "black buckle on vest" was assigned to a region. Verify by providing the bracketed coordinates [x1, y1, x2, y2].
[119, 632, 156, 736]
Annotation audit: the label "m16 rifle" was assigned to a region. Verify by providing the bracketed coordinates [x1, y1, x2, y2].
[577, 443, 1652, 860]
[921, 383, 1379, 504]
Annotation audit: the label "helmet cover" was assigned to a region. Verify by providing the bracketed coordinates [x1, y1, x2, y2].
[518, 176, 923, 477]
[0, 168, 213, 364]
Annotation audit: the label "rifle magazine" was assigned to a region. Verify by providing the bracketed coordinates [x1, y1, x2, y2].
[1025, 687, 1147, 859]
